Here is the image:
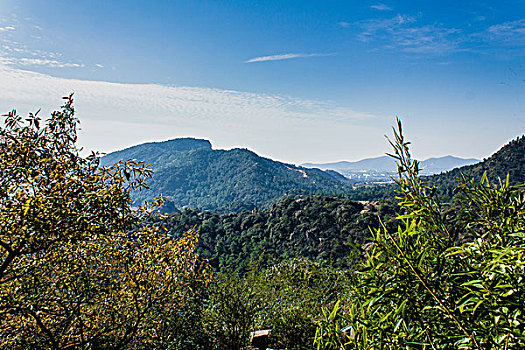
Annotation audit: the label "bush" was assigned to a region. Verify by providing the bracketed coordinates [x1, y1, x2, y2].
[204, 271, 261, 350]
[0, 96, 210, 349]
[315, 119, 525, 349]
[260, 258, 354, 350]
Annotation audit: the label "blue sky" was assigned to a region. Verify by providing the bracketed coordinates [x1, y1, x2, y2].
[0, 0, 523, 163]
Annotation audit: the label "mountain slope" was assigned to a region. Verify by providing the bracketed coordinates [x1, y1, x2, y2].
[162, 196, 400, 272]
[429, 135, 525, 197]
[102, 138, 350, 212]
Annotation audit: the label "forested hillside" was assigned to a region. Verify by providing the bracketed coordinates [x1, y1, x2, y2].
[103, 138, 351, 212]
[161, 196, 399, 272]
[3, 97, 524, 349]
[429, 135, 525, 198]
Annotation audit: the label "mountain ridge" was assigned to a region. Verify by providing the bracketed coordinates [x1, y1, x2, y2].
[346, 135, 525, 201]
[102, 138, 351, 212]
[102, 138, 212, 169]
[428, 135, 525, 197]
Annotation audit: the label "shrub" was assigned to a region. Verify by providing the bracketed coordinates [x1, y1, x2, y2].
[315, 119, 525, 349]
[0, 96, 210, 349]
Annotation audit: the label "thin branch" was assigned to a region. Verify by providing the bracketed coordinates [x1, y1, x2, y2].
[23, 307, 61, 350]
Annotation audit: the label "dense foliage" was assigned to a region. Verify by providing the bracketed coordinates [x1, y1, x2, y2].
[0, 97, 210, 349]
[314, 120, 525, 349]
[102, 138, 351, 212]
[160, 196, 399, 272]
[201, 258, 354, 350]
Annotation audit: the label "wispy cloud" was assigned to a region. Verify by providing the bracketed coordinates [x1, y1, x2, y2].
[245, 53, 335, 63]
[0, 57, 84, 68]
[370, 4, 392, 11]
[485, 19, 525, 45]
[355, 14, 463, 54]
[0, 64, 382, 163]
[0, 20, 85, 69]
[353, 12, 525, 56]
[464, 18, 525, 57]
[356, 14, 414, 41]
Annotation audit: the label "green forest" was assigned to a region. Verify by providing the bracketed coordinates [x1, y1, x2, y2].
[1, 98, 524, 349]
[159, 196, 400, 272]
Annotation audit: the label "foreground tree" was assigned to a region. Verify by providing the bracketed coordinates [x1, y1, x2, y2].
[0, 95, 209, 349]
[315, 120, 525, 349]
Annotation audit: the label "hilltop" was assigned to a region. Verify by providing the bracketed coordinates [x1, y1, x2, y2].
[102, 138, 351, 212]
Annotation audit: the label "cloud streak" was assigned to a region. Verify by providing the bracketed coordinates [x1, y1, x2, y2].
[0, 21, 84, 69]
[370, 4, 392, 11]
[0, 57, 84, 68]
[352, 13, 525, 56]
[245, 53, 335, 63]
[484, 19, 525, 46]
[355, 14, 464, 54]
[0, 64, 383, 163]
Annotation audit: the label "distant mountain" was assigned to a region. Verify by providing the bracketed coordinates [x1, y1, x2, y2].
[303, 155, 479, 181]
[346, 135, 525, 201]
[422, 156, 480, 175]
[303, 156, 395, 173]
[102, 138, 350, 212]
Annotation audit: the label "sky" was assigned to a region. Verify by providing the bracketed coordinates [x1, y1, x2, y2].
[0, 0, 524, 164]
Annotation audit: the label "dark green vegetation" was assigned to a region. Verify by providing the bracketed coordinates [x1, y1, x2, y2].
[156, 127, 525, 349]
[202, 259, 355, 350]
[102, 138, 351, 212]
[161, 196, 399, 272]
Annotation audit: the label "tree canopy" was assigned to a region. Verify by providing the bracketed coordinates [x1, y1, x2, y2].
[0, 95, 210, 349]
